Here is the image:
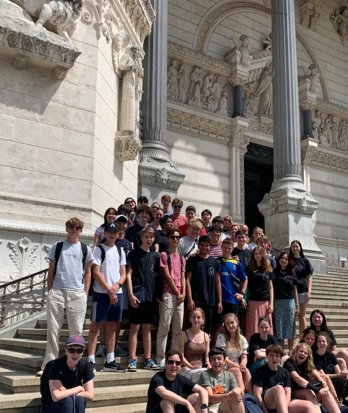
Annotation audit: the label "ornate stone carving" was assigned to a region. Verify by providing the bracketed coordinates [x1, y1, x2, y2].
[302, 138, 348, 172]
[7, 237, 40, 278]
[301, 0, 321, 31]
[167, 106, 233, 145]
[330, 6, 348, 45]
[115, 130, 142, 162]
[251, 33, 272, 59]
[301, 64, 320, 95]
[9, 0, 82, 43]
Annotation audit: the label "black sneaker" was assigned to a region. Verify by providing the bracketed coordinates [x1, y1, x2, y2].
[102, 360, 126, 373]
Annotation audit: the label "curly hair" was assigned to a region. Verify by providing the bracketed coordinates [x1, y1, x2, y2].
[290, 343, 315, 380]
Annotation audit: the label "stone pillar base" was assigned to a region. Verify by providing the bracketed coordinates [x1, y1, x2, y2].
[138, 141, 185, 200]
[259, 177, 326, 274]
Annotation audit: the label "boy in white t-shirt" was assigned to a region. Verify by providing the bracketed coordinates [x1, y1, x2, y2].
[87, 222, 127, 373]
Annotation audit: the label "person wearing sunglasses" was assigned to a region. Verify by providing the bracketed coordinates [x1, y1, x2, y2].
[146, 350, 209, 413]
[37, 218, 93, 377]
[40, 335, 94, 413]
[170, 198, 187, 231]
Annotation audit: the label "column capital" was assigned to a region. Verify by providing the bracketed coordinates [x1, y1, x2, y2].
[230, 117, 250, 150]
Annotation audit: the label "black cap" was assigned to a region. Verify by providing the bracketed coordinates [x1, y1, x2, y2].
[105, 222, 118, 232]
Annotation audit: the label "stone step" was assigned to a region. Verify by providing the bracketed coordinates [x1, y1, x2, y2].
[0, 383, 149, 412]
[0, 365, 155, 394]
[87, 403, 146, 413]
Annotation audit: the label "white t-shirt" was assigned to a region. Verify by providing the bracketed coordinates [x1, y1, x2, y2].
[92, 244, 126, 294]
[216, 333, 249, 363]
[49, 241, 93, 291]
[178, 236, 198, 259]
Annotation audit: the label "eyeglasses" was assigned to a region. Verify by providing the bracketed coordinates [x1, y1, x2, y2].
[167, 360, 181, 366]
[69, 225, 82, 230]
[67, 347, 84, 354]
[173, 205, 182, 209]
[169, 236, 180, 240]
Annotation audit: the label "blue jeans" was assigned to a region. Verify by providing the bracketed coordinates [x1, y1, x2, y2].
[42, 395, 86, 413]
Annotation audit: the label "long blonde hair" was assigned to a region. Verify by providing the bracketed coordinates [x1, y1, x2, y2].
[222, 313, 242, 352]
[290, 343, 315, 380]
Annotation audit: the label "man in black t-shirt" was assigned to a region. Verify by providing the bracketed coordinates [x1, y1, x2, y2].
[232, 231, 252, 271]
[41, 335, 94, 413]
[186, 236, 222, 336]
[146, 350, 208, 413]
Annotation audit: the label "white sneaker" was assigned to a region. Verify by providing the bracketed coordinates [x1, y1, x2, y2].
[36, 370, 43, 377]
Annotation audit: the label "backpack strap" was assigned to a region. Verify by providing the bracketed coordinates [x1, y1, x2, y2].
[97, 244, 106, 265]
[81, 242, 88, 269]
[53, 241, 64, 278]
[166, 250, 172, 274]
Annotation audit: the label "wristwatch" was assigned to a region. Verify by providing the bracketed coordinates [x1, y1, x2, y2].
[201, 404, 208, 410]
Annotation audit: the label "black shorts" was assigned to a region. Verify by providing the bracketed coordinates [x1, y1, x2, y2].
[129, 300, 157, 325]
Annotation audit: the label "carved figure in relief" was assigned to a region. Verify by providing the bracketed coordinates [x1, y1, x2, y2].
[305, 64, 320, 95]
[301, 0, 321, 30]
[112, 31, 130, 75]
[252, 61, 273, 116]
[217, 87, 228, 116]
[238, 34, 250, 65]
[10, 0, 82, 43]
[177, 63, 188, 103]
[331, 7, 348, 43]
[201, 72, 214, 105]
[187, 67, 203, 108]
[119, 47, 143, 135]
[338, 120, 348, 151]
[312, 110, 321, 141]
[331, 116, 339, 149]
[167, 59, 179, 100]
[324, 115, 333, 146]
[207, 75, 223, 112]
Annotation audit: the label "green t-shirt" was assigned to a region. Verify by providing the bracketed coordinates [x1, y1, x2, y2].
[199, 369, 237, 397]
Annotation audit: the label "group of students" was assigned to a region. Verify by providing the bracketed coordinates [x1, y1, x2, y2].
[38, 195, 346, 412]
[147, 310, 348, 413]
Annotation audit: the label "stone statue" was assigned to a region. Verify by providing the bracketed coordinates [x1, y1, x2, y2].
[119, 47, 143, 135]
[167, 59, 179, 100]
[262, 32, 272, 51]
[338, 120, 348, 151]
[187, 67, 203, 108]
[301, 0, 321, 30]
[331, 7, 348, 44]
[177, 64, 188, 103]
[201, 73, 214, 105]
[112, 31, 131, 75]
[217, 87, 228, 116]
[207, 75, 223, 112]
[312, 110, 321, 141]
[324, 115, 333, 146]
[238, 34, 250, 65]
[253, 61, 273, 116]
[10, 0, 82, 43]
[332, 116, 339, 149]
[305, 64, 320, 94]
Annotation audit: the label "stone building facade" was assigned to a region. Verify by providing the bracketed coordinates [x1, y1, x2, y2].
[0, 0, 347, 281]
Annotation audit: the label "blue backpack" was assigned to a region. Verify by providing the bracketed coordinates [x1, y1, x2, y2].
[243, 394, 263, 413]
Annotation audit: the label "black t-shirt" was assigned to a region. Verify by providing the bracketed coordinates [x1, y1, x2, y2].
[127, 247, 159, 301]
[273, 268, 297, 299]
[248, 333, 278, 367]
[283, 358, 310, 390]
[246, 267, 274, 301]
[293, 257, 313, 293]
[253, 363, 291, 390]
[313, 350, 338, 374]
[146, 371, 195, 413]
[40, 357, 94, 402]
[125, 224, 160, 250]
[232, 247, 251, 271]
[186, 255, 219, 307]
[157, 230, 169, 253]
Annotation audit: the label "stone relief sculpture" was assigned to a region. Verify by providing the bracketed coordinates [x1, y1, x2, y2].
[304, 64, 320, 95]
[301, 0, 321, 30]
[112, 31, 131, 75]
[187, 67, 203, 107]
[167, 59, 180, 100]
[312, 110, 321, 141]
[177, 63, 189, 103]
[330, 7, 348, 44]
[311, 109, 348, 151]
[119, 46, 144, 135]
[237, 34, 251, 66]
[207, 75, 223, 112]
[252, 62, 273, 116]
[201, 72, 215, 105]
[9, 0, 82, 43]
[338, 121, 348, 151]
[217, 86, 229, 116]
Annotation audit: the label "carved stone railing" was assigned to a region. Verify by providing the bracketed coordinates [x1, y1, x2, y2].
[0, 268, 48, 328]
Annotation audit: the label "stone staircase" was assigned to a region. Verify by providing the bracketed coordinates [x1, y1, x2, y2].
[0, 270, 346, 412]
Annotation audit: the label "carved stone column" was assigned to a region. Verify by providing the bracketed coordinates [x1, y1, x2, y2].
[258, 0, 326, 273]
[229, 118, 249, 223]
[138, 0, 185, 200]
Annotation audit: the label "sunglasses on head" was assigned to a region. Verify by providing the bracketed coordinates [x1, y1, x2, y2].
[167, 360, 181, 366]
[67, 347, 84, 354]
[69, 225, 82, 230]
